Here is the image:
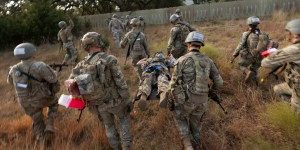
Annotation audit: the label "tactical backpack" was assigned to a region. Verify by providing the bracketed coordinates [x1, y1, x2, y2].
[13, 62, 57, 98]
[243, 30, 270, 58]
[177, 24, 191, 44]
[171, 53, 210, 105]
[72, 52, 109, 100]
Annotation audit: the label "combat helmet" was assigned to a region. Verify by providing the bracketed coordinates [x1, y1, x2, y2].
[185, 31, 205, 46]
[154, 51, 165, 60]
[285, 19, 300, 34]
[247, 16, 260, 25]
[58, 21, 67, 29]
[130, 18, 141, 27]
[14, 43, 37, 60]
[169, 14, 180, 24]
[112, 14, 117, 18]
[175, 9, 181, 15]
[81, 32, 107, 51]
[139, 16, 144, 20]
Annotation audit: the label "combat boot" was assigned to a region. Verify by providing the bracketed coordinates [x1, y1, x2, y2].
[159, 92, 168, 108]
[138, 94, 147, 111]
[182, 137, 194, 150]
[245, 71, 255, 83]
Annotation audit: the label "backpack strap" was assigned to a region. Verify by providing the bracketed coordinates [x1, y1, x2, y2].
[16, 63, 44, 83]
[130, 32, 141, 51]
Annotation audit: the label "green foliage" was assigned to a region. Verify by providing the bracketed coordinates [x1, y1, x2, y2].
[0, 0, 90, 49]
[265, 102, 300, 135]
[200, 44, 220, 61]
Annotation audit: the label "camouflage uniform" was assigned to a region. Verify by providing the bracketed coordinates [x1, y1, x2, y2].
[58, 20, 78, 65]
[109, 17, 124, 48]
[139, 16, 146, 32]
[232, 30, 269, 81]
[167, 22, 191, 59]
[7, 59, 59, 144]
[169, 31, 223, 150]
[69, 45, 132, 149]
[136, 54, 171, 103]
[169, 48, 223, 148]
[261, 42, 300, 113]
[120, 26, 149, 79]
[124, 16, 132, 32]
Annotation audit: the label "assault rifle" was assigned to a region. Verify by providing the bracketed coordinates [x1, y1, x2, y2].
[49, 63, 68, 72]
[208, 90, 227, 114]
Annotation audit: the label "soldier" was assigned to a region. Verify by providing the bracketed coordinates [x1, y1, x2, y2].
[167, 14, 191, 59]
[135, 52, 172, 111]
[7, 43, 60, 147]
[167, 31, 223, 149]
[120, 18, 150, 80]
[68, 32, 132, 149]
[231, 16, 270, 83]
[124, 15, 132, 32]
[175, 9, 182, 18]
[139, 16, 146, 32]
[259, 19, 300, 114]
[109, 14, 124, 48]
[58, 19, 78, 65]
[174, 9, 196, 32]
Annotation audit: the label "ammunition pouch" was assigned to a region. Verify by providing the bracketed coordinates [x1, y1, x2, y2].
[171, 85, 187, 104]
[74, 74, 94, 95]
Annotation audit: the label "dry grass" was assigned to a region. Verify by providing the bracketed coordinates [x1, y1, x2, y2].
[0, 11, 300, 149]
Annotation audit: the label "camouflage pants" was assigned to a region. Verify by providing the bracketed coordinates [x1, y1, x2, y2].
[112, 30, 123, 48]
[238, 56, 261, 83]
[173, 101, 208, 145]
[274, 82, 300, 114]
[63, 43, 78, 65]
[138, 72, 169, 97]
[20, 97, 58, 140]
[88, 101, 132, 149]
[132, 54, 147, 80]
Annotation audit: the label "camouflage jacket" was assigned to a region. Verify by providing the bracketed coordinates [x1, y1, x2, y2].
[233, 30, 269, 58]
[69, 52, 129, 107]
[140, 57, 171, 76]
[261, 42, 300, 87]
[120, 28, 149, 56]
[57, 20, 74, 44]
[7, 60, 58, 104]
[167, 23, 190, 54]
[169, 51, 223, 96]
[109, 18, 124, 31]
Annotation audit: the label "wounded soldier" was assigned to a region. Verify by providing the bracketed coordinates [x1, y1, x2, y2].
[135, 52, 174, 111]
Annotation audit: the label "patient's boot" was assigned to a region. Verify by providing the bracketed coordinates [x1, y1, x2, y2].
[138, 94, 148, 111]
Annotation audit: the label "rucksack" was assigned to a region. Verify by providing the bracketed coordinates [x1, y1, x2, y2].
[244, 30, 270, 57]
[178, 24, 191, 44]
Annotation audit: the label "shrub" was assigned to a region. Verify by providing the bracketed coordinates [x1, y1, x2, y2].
[264, 102, 300, 137]
[201, 44, 220, 61]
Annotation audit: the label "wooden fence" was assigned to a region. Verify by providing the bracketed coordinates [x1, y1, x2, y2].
[81, 0, 300, 28]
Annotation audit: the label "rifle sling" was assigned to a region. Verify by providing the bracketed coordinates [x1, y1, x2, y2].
[128, 32, 141, 56]
[16, 64, 45, 83]
[87, 51, 101, 62]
